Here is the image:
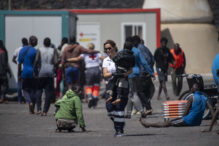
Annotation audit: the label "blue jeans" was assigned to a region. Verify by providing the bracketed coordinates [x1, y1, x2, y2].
[65, 66, 80, 84]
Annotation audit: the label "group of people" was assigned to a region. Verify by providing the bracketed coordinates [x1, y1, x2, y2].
[0, 34, 218, 136]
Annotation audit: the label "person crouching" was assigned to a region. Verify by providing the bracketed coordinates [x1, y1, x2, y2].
[55, 89, 86, 132]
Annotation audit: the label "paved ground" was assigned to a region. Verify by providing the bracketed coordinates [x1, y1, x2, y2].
[0, 80, 219, 146]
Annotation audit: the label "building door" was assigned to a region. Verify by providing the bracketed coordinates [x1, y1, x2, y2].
[121, 23, 146, 48]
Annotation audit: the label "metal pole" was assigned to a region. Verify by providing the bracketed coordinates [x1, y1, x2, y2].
[8, 0, 11, 10]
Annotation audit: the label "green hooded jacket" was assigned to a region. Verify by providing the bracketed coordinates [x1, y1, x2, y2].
[55, 89, 85, 128]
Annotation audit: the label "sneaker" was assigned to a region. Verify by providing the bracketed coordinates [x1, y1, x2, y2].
[114, 131, 125, 137]
[131, 109, 137, 115]
[36, 111, 41, 115]
[41, 112, 47, 116]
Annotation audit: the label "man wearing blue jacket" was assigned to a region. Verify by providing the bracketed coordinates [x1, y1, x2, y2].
[125, 37, 154, 118]
[133, 36, 155, 115]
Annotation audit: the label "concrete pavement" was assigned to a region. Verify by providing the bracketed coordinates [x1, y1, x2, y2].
[0, 80, 218, 146]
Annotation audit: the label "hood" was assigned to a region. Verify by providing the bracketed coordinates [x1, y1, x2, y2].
[65, 89, 77, 98]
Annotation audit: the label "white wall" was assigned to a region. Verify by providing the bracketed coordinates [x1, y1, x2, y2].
[5, 16, 62, 88]
[77, 13, 157, 53]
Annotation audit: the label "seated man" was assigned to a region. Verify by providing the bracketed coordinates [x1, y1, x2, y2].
[55, 89, 86, 132]
[140, 83, 213, 128]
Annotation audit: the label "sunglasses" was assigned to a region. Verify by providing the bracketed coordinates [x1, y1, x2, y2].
[105, 47, 112, 50]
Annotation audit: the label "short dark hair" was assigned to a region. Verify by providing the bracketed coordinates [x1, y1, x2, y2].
[44, 37, 51, 47]
[62, 37, 68, 44]
[124, 41, 133, 50]
[22, 38, 28, 46]
[160, 37, 168, 43]
[125, 36, 134, 44]
[29, 36, 38, 47]
[132, 35, 141, 47]
[69, 36, 76, 44]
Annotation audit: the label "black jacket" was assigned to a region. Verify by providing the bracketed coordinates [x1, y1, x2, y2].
[154, 46, 174, 72]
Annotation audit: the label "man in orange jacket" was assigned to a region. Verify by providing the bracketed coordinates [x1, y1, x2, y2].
[170, 43, 186, 96]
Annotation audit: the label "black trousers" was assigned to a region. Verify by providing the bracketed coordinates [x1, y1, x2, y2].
[0, 75, 8, 99]
[138, 74, 155, 110]
[171, 67, 184, 96]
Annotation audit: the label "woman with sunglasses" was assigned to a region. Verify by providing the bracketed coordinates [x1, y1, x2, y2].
[103, 40, 134, 137]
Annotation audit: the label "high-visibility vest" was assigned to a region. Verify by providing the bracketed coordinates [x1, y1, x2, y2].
[170, 48, 184, 69]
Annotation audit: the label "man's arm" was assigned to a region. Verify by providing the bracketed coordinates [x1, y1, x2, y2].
[183, 96, 193, 116]
[80, 46, 99, 54]
[138, 52, 154, 76]
[53, 49, 59, 76]
[18, 63, 22, 81]
[202, 109, 219, 132]
[12, 56, 17, 64]
[67, 56, 83, 62]
[33, 50, 41, 77]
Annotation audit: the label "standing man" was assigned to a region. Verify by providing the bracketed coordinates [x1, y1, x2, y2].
[132, 35, 155, 115]
[170, 43, 186, 96]
[18, 36, 40, 114]
[61, 37, 99, 93]
[36, 37, 58, 116]
[12, 38, 28, 103]
[154, 37, 174, 100]
[0, 40, 11, 103]
[125, 37, 154, 118]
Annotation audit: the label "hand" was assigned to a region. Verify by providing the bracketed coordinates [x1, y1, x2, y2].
[112, 99, 121, 105]
[106, 96, 113, 103]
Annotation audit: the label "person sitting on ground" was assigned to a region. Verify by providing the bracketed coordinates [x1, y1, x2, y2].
[55, 88, 86, 132]
[139, 83, 213, 128]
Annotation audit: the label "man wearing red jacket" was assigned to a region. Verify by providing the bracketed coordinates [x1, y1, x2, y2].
[170, 43, 186, 96]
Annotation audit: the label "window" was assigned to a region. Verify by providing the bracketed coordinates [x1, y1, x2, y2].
[121, 23, 146, 48]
